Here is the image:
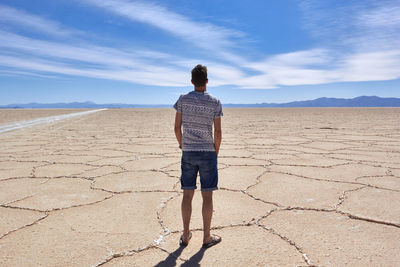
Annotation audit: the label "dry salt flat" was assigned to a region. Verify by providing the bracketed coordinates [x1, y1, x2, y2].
[0, 108, 399, 266]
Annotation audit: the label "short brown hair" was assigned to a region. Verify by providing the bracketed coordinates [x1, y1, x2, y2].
[191, 64, 208, 87]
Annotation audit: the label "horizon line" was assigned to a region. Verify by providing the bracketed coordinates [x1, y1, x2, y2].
[1, 95, 400, 107]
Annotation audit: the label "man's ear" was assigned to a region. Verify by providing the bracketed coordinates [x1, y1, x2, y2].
[206, 79, 208, 84]
[191, 80, 194, 85]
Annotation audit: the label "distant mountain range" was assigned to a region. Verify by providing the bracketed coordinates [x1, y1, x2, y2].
[0, 101, 168, 109]
[1, 96, 400, 109]
[224, 96, 400, 107]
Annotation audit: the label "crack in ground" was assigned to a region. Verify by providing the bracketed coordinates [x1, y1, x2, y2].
[333, 185, 369, 209]
[2, 193, 38, 206]
[92, 243, 155, 267]
[1, 193, 116, 213]
[0, 211, 49, 241]
[153, 192, 181, 246]
[270, 161, 351, 168]
[281, 206, 400, 229]
[268, 170, 381, 187]
[257, 223, 313, 266]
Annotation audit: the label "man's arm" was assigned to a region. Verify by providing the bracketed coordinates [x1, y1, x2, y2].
[213, 117, 222, 155]
[174, 112, 183, 149]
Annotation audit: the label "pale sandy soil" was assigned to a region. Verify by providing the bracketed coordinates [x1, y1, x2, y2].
[0, 109, 90, 124]
[0, 108, 399, 266]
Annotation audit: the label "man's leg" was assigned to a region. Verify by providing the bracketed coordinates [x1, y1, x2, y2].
[199, 152, 221, 246]
[181, 189, 194, 243]
[201, 191, 213, 243]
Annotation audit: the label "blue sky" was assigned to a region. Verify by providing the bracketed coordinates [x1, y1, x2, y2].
[1, 0, 399, 104]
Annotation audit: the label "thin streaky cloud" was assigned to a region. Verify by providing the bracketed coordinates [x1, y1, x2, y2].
[0, 4, 81, 37]
[0, 31, 166, 69]
[353, 3, 400, 51]
[235, 49, 400, 89]
[299, 0, 400, 52]
[336, 50, 400, 82]
[82, 0, 244, 51]
[0, 54, 188, 87]
[0, 30, 248, 88]
[81, 0, 252, 67]
[298, 0, 368, 41]
[0, 69, 60, 79]
[246, 49, 333, 71]
[359, 5, 400, 28]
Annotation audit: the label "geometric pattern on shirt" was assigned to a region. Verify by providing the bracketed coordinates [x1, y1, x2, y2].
[173, 90, 223, 151]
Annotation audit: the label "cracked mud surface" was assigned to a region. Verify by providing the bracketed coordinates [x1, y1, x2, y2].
[0, 108, 399, 266]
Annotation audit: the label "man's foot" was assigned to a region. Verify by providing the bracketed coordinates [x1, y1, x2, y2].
[179, 232, 192, 246]
[202, 234, 221, 249]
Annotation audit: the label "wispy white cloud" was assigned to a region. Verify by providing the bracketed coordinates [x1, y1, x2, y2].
[0, 54, 188, 87]
[0, 30, 166, 69]
[0, 69, 60, 79]
[232, 49, 400, 89]
[0, 4, 81, 37]
[358, 4, 400, 28]
[353, 2, 400, 51]
[82, 0, 243, 51]
[335, 50, 400, 82]
[299, 0, 400, 51]
[246, 49, 332, 71]
[0, 30, 247, 87]
[0, 33, 239, 87]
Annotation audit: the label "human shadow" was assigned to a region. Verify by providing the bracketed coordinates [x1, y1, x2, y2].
[154, 246, 206, 267]
[180, 247, 206, 267]
[154, 246, 185, 267]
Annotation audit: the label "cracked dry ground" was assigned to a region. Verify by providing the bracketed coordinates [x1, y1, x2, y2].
[0, 108, 399, 266]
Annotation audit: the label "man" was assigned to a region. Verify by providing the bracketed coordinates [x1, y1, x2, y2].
[173, 64, 223, 248]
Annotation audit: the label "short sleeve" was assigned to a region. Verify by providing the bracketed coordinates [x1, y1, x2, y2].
[173, 95, 182, 112]
[214, 100, 223, 118]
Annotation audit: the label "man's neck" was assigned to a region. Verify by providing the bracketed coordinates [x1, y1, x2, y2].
[194, 86, 206, 92]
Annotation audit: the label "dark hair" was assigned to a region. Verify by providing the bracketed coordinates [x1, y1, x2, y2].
[191, 64, 208, 87]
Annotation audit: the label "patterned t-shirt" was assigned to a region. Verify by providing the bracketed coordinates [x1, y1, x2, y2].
[174, 91, 223, 151]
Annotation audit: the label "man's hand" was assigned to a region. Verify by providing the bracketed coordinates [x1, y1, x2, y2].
[174, 112, 183, 149]
[213, 117, 222, 156]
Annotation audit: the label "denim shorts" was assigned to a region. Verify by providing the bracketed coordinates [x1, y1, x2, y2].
[181, 151, 218, 191]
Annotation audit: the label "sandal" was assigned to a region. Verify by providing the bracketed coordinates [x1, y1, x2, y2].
[202, 234, 222, 248]
[179, 232, 192, 246]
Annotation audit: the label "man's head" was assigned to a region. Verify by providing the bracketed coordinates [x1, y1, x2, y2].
[191, 64, 208, 87]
